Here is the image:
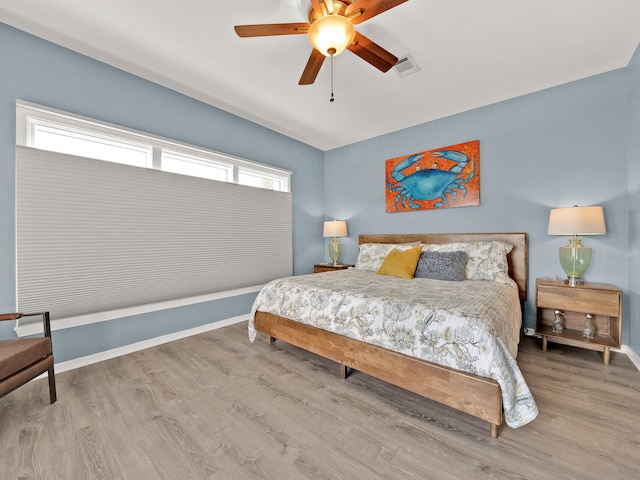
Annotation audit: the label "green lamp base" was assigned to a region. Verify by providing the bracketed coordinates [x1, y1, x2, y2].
[559, 237, 592, 286]
[328, 237, 343, 266]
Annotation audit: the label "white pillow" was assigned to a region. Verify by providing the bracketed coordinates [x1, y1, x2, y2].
[355, 243, 422, 272]
[421, 241, 513, 283]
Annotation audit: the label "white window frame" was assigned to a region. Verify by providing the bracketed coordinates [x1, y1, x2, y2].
[16, 100, 291, 192]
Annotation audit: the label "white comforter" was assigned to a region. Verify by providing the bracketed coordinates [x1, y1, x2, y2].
[249, 269, 538, 428]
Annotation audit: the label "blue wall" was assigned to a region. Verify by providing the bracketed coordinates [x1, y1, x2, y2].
[628, 43, 640, 354]
[0, 23, 325, 362]
[325, 69, 631, 338]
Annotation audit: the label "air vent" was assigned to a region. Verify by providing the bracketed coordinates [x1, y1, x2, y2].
[393, 55, 420, 78]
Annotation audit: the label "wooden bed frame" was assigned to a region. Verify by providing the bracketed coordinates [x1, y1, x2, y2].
[253, 232, 528, 438]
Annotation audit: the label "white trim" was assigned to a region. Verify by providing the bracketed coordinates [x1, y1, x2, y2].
[625, 345, 640, 372]
[15, 285, 262, 337]
[41, 315, 249, 376]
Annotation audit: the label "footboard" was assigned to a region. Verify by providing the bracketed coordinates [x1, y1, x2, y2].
[254, 311, 503, 438]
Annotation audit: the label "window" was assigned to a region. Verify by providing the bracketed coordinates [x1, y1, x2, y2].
[16, 100, 290, 192]
[29, 119, 153, 168]
[15, 101, 293, 335]
[161, 150, 232, 182]
[239, 167, 287, 191]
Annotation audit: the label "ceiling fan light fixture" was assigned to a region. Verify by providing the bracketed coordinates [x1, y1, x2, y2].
[307, 14, 355, 56]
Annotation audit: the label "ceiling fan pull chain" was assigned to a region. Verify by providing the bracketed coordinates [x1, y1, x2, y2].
[329, 51, 335, 102]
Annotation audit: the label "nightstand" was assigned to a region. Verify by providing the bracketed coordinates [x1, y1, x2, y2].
[535, 278, 622, 364]
[313, 263, 354, 274]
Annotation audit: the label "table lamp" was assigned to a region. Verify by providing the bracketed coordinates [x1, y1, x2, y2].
[323, 220, 348, 266]
[547, 205, 606, 286]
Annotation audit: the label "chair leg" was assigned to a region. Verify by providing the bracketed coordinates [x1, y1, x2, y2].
[48, 365, 57, 404]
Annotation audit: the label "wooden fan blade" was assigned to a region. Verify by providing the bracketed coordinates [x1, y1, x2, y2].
[234, 23, 309, 37]
[299, 49, 326, 85]
[345, 0, 409, 25]
[347, 31, 398, 72]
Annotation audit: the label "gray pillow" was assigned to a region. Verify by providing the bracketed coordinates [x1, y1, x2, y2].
[414, 250, 467, 281]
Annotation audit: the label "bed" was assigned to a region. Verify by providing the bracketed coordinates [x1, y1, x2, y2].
[249, 233, 538, 437]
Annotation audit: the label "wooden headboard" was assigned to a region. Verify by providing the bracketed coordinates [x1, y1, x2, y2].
[359, 232, 528, 302]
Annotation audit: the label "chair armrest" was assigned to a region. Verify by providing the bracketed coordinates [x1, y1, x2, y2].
[0, 311, 52, 337]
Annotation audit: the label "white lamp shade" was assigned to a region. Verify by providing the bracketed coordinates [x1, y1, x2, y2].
[548, 206, 606, 236]
[308, 15, 355, 56]
[323, 220, 348, 237]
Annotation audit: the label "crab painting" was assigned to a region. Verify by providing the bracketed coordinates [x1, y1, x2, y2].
[385, 140, 480, 212]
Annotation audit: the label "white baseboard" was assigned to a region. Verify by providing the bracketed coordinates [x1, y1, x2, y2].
[52, 314, 249, 375]
[626, 346, 640, 372]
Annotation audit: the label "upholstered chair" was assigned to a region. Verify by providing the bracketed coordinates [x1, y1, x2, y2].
[0, 312, 56, 403]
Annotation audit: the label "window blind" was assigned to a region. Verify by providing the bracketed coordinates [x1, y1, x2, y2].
[16, 146, 292, 325]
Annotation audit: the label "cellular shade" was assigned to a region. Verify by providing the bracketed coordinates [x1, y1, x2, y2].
[16, 146, 292, 325]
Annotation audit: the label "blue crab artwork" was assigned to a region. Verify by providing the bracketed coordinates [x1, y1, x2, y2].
[386, 147, 477, 211]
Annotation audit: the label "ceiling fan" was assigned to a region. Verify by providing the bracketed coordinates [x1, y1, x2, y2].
[234, 0, 409, 86]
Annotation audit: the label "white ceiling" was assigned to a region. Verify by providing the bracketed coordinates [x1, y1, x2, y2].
[2, 0, 640, 151]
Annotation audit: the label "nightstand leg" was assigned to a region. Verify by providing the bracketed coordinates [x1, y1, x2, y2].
[603, 347, 610, 365]
[542, 335, 548, 352]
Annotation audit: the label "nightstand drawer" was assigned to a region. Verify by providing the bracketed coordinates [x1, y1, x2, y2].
[537, 285, 620, 317]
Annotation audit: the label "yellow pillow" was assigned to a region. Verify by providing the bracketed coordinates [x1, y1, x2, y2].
[376, 245, 423, 279]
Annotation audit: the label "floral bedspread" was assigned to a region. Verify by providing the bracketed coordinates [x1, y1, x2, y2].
[248, 269, 538, 428]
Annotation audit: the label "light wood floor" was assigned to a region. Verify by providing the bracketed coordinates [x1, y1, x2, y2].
[2, 321, 639, 479]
